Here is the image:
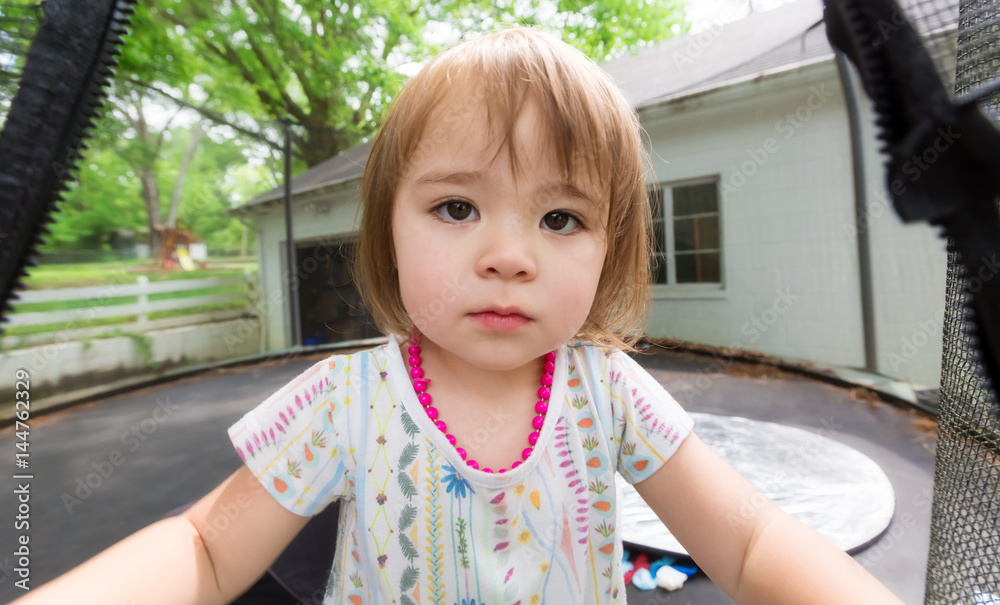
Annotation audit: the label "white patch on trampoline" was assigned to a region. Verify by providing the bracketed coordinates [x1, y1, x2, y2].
[617, 412, 896, 556]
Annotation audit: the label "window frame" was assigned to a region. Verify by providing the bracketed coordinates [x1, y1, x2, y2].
[649, 176, 726, 299]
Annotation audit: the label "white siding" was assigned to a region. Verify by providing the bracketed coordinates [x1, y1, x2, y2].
[640, 60, 946, 387]
[853, 71, 948, 388]
[252, 183, 363, 350]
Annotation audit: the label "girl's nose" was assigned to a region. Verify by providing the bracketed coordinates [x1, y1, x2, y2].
[475, 220, 538, 281]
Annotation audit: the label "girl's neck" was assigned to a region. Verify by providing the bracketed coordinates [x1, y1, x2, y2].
[401, 335, 542, 400]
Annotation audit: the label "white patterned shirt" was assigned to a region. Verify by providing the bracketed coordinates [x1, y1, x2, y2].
[228, 335, 694, 604]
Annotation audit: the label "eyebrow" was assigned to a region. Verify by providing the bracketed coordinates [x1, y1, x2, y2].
[412, 169, 597, 205]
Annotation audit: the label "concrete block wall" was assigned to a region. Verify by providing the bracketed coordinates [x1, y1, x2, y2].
[0, 318, 261, 403]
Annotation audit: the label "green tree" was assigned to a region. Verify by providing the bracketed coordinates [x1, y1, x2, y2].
[40, 145, 146, 251]
[118, 0, 687, 167]
[167, 127, 260, 252]
[13, 0, 687, 254]
[97, 82, 209, 256]
[433, 0, 687, 62]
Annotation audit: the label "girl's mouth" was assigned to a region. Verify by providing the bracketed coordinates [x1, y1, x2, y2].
[467, 309, 531, 331]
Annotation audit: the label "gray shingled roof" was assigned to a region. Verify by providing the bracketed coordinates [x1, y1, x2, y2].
[241, 0, 833, 209]
[601, 0, 825, 108]
[240, 138, 372, 208]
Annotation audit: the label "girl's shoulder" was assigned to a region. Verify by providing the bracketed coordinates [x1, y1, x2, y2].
[565, 339, 616, 355]
[313, 338, 397, 368]
[261, 339, 395, 399]
[564, 339, 631, 368]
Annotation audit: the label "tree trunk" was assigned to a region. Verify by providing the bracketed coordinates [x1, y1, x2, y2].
[118, 89, 177, 262]
[139, 166, 164, 258]
[301, 122, 351, 167]
[165, 121, 206, 228]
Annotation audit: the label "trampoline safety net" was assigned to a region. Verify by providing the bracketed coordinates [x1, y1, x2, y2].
[906, 0, 1000, 602]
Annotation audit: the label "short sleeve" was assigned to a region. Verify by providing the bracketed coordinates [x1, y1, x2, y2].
[606, 350, 695, 484]
[227, 356, 353, 517]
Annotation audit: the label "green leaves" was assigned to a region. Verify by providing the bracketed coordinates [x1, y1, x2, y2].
[400, 409, 419, 437]
[400, 565, 419, 591]
[399, 533, 418, 561]
[399, 504, 417, 531]
[32, 0, 686, 251]
[119, 0, 687, 166]
[426, 0, 688, 62]
[398, 469, 417, 498]
[398, 442, 419, 470]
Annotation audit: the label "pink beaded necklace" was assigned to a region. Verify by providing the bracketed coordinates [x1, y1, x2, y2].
[405, 332, 556, 474]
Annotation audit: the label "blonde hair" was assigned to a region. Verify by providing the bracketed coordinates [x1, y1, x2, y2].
[354, 27, 652, 351]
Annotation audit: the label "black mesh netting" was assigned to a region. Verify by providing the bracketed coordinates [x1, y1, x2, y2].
[918, 0, 1000, 602]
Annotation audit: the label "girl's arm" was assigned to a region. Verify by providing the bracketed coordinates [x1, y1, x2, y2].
[633, 432, 905, 605]
[11, 466, 310, 605]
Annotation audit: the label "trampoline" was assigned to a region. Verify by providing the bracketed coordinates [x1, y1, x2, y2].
[0, 345, 938, 604]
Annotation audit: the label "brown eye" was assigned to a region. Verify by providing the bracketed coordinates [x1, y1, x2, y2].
[447, 202, 472, 220]
[542, 212, 578, 232]
[436, 200, 478, 222]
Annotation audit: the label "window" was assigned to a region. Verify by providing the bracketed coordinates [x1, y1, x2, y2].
[649, 179, 722, 285]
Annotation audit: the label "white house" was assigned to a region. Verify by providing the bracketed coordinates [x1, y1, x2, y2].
[232, 0, 952, 389]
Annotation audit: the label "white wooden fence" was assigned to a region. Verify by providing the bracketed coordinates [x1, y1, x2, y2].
[1, 270, 258, 350]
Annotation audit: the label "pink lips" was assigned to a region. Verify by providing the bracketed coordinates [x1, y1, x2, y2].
[468, 306, 531, 332]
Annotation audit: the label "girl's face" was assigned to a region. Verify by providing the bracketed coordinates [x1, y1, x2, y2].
[392, 94, 609, 371]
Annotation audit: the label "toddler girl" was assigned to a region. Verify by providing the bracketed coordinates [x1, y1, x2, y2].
[17, 26, 904, 605]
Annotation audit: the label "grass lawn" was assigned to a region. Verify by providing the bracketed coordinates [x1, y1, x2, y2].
[20, 256, 258, 289]
[4, 257, 259, 339]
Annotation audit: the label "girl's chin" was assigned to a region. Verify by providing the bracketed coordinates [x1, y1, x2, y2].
[429, 338, 558, 371]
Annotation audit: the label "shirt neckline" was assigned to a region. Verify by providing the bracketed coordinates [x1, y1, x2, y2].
[382, 333, 568, 487]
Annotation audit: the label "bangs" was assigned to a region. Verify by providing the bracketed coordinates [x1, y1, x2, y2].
[393, 29, 636, 208]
